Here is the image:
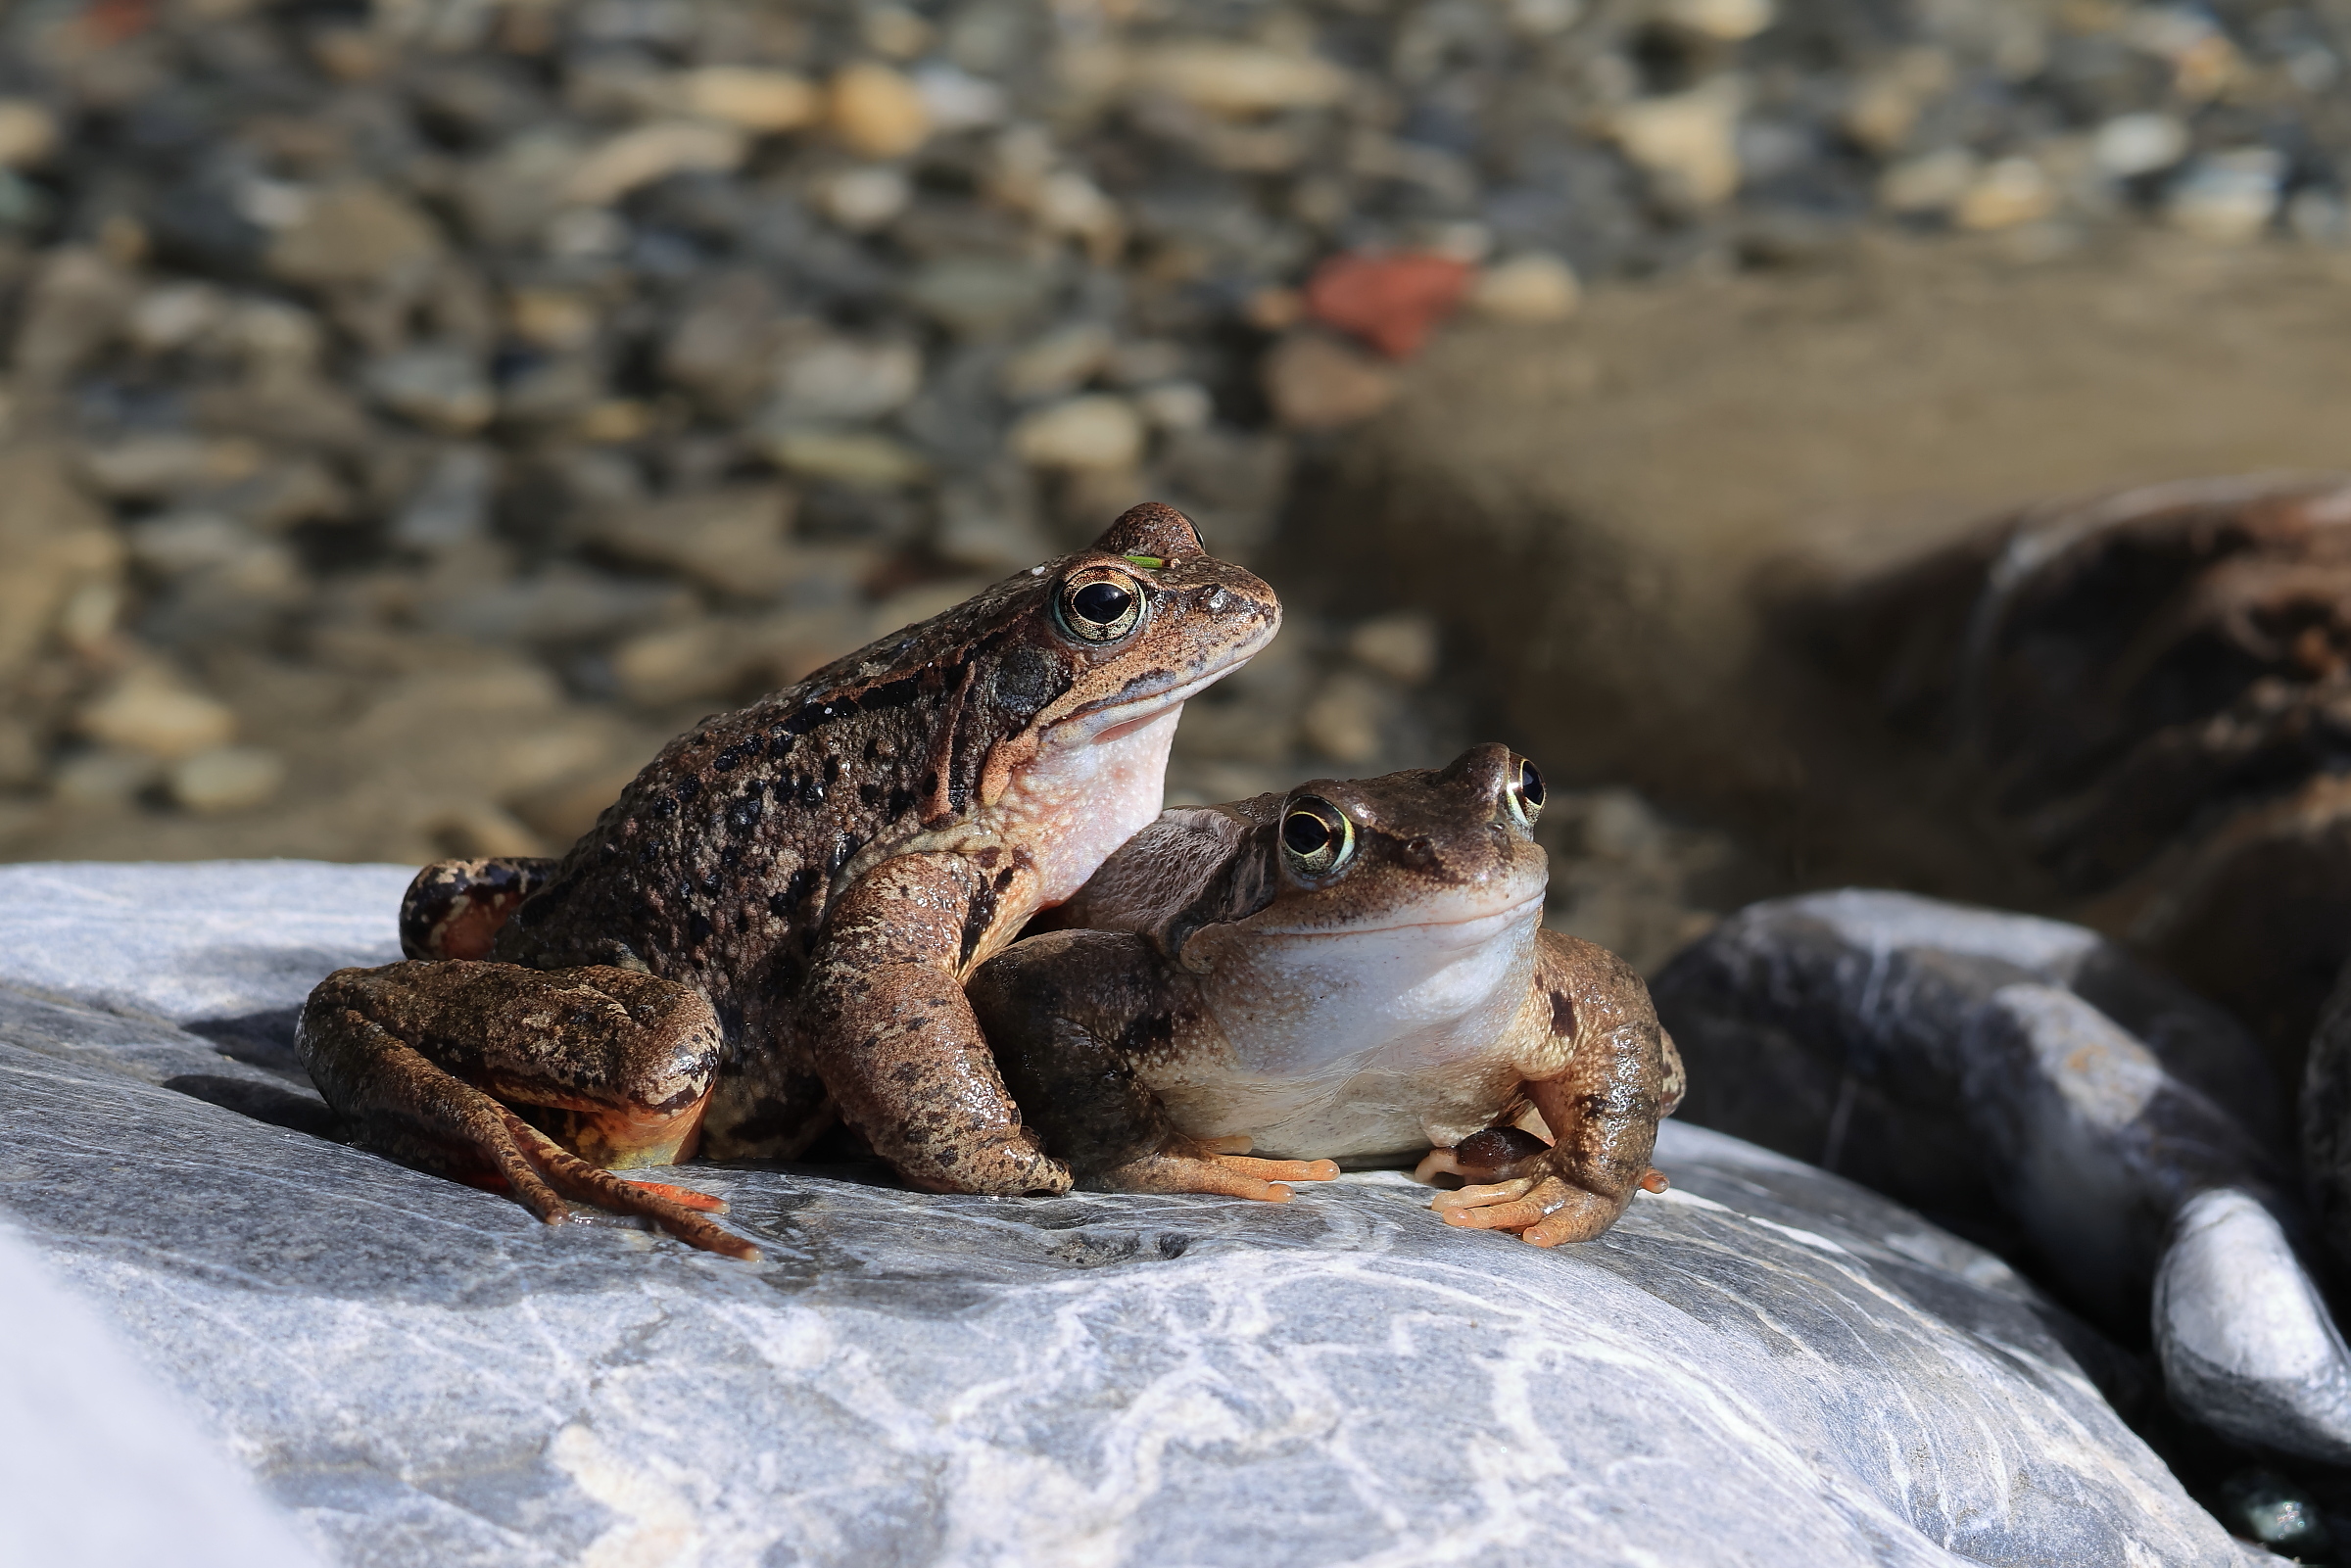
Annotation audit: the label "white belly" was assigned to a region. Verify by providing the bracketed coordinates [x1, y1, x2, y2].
[1144, 900, 1543, 1163]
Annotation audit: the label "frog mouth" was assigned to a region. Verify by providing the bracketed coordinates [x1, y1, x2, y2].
[1246, 890, 1549, 940]
[1071, 662, 1259, 746]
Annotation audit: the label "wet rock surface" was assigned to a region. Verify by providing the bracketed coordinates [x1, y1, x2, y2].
[0, 861, 2258, 1567]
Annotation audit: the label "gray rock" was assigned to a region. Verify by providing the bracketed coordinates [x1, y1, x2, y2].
[0, 863, 2253, 1565]
[1652, 888, 2351, 1460]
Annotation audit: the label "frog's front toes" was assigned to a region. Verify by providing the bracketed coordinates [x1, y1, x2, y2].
[1430, 1175, 1626, 1246]
[1092, 1138, 1341, 1202]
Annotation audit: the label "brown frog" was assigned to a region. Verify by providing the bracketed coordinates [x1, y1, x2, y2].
[297, 503, 1279, 1258]
[967, 744, 1686, 1245]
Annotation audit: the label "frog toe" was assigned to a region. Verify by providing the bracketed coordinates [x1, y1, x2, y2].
[494, 1110, 758, 1259]
[1092, 1142, 1338, 1202]
[1431, 1174, 1625, 1246]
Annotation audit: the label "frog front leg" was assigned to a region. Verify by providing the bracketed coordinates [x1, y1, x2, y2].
[1427, 931, 1683, 1246]
[798, 853, 1077, 1195]
[298, 961, 755, 1259]
[967, 930, 1339, 1201]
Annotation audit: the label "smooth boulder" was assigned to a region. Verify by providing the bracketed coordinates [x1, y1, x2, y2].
[1653, 887, 2347, 1463]
[0, 863, 2253, 1566]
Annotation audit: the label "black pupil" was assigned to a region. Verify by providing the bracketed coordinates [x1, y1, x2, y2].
[1284, 811, 1332, 855]
[1072, 581, 1133, 626]
[1520, 763, 1546, 807]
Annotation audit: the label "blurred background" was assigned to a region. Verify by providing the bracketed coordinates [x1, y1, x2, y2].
[3, 0, 2350, 980]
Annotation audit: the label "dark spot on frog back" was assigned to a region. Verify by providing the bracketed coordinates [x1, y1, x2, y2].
[1550, 989, 1575, 1036]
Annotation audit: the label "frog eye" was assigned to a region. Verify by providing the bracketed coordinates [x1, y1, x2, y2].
[1054, 567, 1146, 644]
[1280, 796, 1356, 879]
[1506, 756, 1546, 830]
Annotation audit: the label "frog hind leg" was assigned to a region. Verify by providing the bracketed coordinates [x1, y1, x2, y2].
[298, 960, 756, 1259]
[800, 854, 1074, 1196]
[399, 857, 562, 961]
[967, 929, 1337, 1203]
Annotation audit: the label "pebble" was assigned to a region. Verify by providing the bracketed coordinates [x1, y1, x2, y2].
[565, 121, 748, 206]
[1306, 253, 1474, 361]
[1000, 323, 1117, 403]
[1134, 42, 1350, 117]
[769, 337, 923, 424]
[76, 671, 237, 761]
[827, 62, 931, 161]
[762, 428, 930, 489]
[1262, 333, 1400, 431]
[2167, 151, 2284, 242]
[1611, 83, 1745, 207]
[264, 183, 442, 288]
[50, 749, 160, 808]
[168, 746, 286, 815]
[362, 346, 495, 435]
[1300, 670, 1391, 765]
[1347, 612, 1442, 686]
[678, 67, 820, 132]
[1955, 158, 2058, 231]
[0, 101, 58, 169]
[1007, 395, 1145, 472]
[1465, 255, 1581, 324]
[2092, 114, 2189, 179]
[1659, 0, 1776, 41]
[903, 257, 1051, 340]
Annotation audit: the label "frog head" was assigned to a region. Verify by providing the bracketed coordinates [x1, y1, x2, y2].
[812, 501, 1280, 904]
[1065, 742, 1552, 976]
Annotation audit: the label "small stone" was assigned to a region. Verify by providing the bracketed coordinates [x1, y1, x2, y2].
[1136, 43, 1350, 118]
[934, 475, 1054, 570]
[1611, 82, 1744, 207]
[1347, 612, 1441, 686]
[1135, 381, 1214, 433]
[913, 65, 1005, 131]
[661, 272, 784, 416]
[1465, 254, 1581, 324]
[1262, 332, 1399, 431]
[816, 166, 911, 232]
[1305, 252, 1473, 359]
[592, 485, 801, 598]
[127, 512, 254, 576]
[861, 6, 934, 59]
[1008, 395, 1145, 471]
[1000, 323, 1116, 402]
[1879, 148, 1978, 214]
[0, 447, 124, 685]
[2091, 113, 2188, 179]
[50, 749, 160, 808]
[363, 345, 495, 435]
[422, 802, 547, 860]
[76, 670, 237, 761]
[762, 429, 930, 489]
[79, 435, 263, 500]
[168, 746, 285, 814]
[1301, 670, 1391, 764]
[392, 446, 498, 551]
[1657, 0, 1774, 40]
[1955, 158, 2058, 231]
[264, 183, 442, 288]
[506, 289, 599, 353]
[768, 336, 923, 424]
[1841, 49, 1951, 153]
[612, 622, 747, 706]
[125, 282, 227, 355]
[2168, 151, 2284, 242]
[0, 100, 58, 169]
[2216, 1470, 2333, 1556]
[678, 67, 819, 132]
[903, 257, 1050, 339]
[564, 121, 748, 207]
[11, 248, 135, 388]
[828, 63, 931, 161]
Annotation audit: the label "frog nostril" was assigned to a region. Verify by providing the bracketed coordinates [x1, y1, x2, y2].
[1405, 835, 1435, 863]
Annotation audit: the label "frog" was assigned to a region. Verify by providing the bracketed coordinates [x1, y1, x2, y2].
[296, 502, 1281, 1259]
[965, 742, 1686, 1246]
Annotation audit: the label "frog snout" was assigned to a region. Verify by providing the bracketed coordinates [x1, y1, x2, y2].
[1438, 742, 1519, 815]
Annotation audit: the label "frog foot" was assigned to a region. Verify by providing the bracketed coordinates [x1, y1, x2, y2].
[1091, 1135, 1340, 1202]
[484, 1109, 760, 1261]
[1429, 1174, 1628, 1246]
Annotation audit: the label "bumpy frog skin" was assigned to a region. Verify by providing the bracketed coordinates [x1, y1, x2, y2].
[967, 744, 1687, 1246]
[297, 503, 1279, 1258]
